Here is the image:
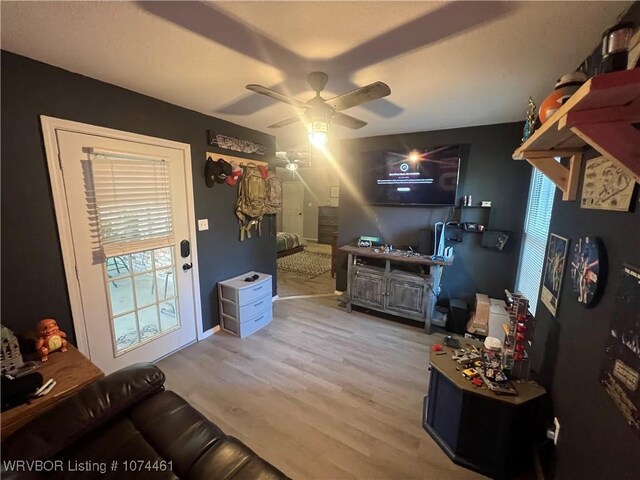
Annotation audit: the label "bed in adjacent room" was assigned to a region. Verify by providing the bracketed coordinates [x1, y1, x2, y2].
[277, 232, 306, 258]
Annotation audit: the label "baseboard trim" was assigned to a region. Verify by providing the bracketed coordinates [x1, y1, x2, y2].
[304, 237, 318, 243]
[334, 290, 344, 296]
[272, 294, 279, 302]
[277, 293, 338, 301]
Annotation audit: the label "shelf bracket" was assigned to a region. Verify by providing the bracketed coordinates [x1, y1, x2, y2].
[525, 153, 582, 201]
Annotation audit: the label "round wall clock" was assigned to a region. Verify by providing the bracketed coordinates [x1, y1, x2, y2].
[570, 236, 605, 306]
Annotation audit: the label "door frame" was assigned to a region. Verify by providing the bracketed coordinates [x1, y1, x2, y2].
[282, 181, 304, 237]
[41, 115, 204, 358]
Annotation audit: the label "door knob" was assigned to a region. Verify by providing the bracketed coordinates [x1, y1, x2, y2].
[182, 263, 193, 271]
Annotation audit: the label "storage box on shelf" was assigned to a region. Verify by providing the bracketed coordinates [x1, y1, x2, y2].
[218, 272, 273, 338]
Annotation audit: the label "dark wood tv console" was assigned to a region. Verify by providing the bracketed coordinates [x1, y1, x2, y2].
[339, 245, 453, 333]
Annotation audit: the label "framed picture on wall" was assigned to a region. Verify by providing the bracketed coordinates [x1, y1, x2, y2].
[541, 233, 569, 317]
[330, 186, 339, 198]
[580, 156, 634, 212]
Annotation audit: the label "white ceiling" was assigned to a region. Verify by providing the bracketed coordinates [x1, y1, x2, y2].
[1, 1, 631, 151]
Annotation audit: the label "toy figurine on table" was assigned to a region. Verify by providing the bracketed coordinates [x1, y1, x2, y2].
[35, 318, 67, 361]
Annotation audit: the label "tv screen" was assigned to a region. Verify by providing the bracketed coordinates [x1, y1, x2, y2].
[360, 145, 460, 206]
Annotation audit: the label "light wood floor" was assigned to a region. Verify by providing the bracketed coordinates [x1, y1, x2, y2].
[158, 296, 486, 479]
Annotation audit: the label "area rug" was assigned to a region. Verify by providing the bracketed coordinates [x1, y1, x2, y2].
[278, 250, 331, 279]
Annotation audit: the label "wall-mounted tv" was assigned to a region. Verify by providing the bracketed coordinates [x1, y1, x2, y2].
[360, 145, 460, 206]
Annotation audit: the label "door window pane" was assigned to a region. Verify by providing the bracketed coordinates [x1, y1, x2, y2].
[106, 256, 131, 280]
[114, 312, 138, 351]
[131, 251, 153, 273]
[155, 268, 174, 300]
[104, 246, 180, 355]
[108, 277, 134, 316]
[134, 273, 156, 308]
[159, 299, 179, 331]
[138, 305, 160, 340]
[154, 247, 173, 268]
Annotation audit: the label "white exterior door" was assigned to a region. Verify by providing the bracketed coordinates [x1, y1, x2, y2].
[282, 182, 304, 237]
[43, 118, 200, 374]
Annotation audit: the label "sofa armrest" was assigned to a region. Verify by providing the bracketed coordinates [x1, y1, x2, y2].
[1, 363, 165, 461]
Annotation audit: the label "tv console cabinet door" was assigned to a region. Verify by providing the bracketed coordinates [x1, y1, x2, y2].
[385, 277, 426, 318]
[351, 271, 385, 308]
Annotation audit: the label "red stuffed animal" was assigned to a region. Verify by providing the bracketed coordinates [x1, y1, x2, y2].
[35, 318, 68, 361]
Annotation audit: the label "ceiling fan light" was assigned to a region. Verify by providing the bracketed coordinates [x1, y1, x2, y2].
[308, 121, 328, 149]
[286, 162, 299, 171]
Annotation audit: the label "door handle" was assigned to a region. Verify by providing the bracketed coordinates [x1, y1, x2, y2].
[182, 263, 193, 271]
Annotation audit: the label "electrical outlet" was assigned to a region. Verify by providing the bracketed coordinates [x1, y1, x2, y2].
[197, 219, 209, 231]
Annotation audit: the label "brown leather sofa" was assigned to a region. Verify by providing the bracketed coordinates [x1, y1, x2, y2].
[1, 363, 290, 479]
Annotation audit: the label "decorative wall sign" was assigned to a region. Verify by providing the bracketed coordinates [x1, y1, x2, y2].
[570, 236, 605, 306]
[581, 156, 634, 211]
[600, 264, 640, 438]
[330, 186, 339, 198]
[541, 233, 569, 317]
[207, 130, 268, 156]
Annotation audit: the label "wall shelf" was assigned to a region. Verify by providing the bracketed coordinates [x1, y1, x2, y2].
[513, 69, 640, 201]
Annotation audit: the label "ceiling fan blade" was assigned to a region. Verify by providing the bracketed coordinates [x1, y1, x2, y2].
[268, 116, 302, 129]
[246, 84, 307, 109]
[332, 112, 368, 129]
[326, 81, 391, 112]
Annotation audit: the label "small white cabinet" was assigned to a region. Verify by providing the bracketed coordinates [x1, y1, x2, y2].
[218, 271, 273, 338]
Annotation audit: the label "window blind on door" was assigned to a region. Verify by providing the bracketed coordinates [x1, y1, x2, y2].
[90, 153, 174, 259]
[515, 167, 556, 315]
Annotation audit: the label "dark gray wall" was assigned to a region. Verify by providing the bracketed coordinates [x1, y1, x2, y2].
[530, 4, 640, 478]
[337, 122, 532, 303]
[530, 159, 640, 478]
[1, 51, 277, 343]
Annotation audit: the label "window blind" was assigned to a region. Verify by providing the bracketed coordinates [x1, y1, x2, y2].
[515, 167, 556, 315]
[89, 153, 174, 259]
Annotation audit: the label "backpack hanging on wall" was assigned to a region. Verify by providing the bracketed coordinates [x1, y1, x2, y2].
[236, 163, 267, 241]
[264, 174, 282, 215]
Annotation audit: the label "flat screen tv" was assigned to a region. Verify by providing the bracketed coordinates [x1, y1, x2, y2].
[360, 145, 460, 206]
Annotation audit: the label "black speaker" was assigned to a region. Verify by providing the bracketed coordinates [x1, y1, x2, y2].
[446, 298, 468, 335]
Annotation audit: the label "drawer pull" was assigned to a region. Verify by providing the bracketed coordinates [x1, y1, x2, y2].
[255, 315, 264, 322]
[253, 285, 264, 292]
[254, 300, 264, 307]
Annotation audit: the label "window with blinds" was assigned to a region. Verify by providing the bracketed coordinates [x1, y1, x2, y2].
[515, 167, 556, 315]
[89, 153, 175, 259]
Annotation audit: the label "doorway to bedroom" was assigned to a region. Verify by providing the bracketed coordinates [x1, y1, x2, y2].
[275, 166, 338, 298]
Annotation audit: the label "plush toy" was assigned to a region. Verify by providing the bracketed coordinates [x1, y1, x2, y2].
[35, 318, 67, 361]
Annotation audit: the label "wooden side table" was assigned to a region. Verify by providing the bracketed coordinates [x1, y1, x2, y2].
[1, 344, 104, 440]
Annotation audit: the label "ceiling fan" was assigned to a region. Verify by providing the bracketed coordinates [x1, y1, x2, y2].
[246, 71, 391, 147]
[275, 150, 311, 171]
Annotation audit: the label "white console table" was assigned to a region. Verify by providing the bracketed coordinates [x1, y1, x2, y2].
[340, 245, 453, 334]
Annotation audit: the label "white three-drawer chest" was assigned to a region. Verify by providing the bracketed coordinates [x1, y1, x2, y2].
[218, 271, 273, 337]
